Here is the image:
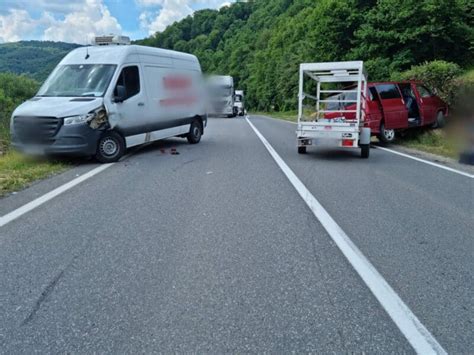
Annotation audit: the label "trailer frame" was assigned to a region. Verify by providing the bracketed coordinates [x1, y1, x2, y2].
[296, 61, 371, 158]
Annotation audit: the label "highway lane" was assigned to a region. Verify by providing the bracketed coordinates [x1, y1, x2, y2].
[0, 115, 470, 352]
[249, 114, 474, 353]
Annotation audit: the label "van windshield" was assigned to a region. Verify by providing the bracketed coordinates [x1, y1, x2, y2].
[37, 64, 116, 97]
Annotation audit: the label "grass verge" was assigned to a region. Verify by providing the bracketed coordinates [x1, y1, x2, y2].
[0, 151, 67, 197]
[253, 111, 298, 122]
[396, 129, 460, 159]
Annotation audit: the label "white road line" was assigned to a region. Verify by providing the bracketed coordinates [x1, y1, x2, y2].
[253, 114, 298, 124]
[376, 145, 473, 178]
[254, 114, 473, 179]
[0, 163, 114, 228]
[245, 116, 446, 355]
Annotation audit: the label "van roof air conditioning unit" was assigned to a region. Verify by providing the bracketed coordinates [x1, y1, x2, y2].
[93, 35, 131, 46]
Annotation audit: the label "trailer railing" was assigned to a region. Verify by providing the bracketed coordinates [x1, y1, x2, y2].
[298, 61, 368, 125]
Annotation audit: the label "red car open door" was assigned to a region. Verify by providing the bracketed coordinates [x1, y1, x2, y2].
[414, 84, 437, 125]
[375, 83, 408, 129]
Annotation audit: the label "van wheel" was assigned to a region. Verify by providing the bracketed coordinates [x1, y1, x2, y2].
[361, 144, 370, 158]
[432, 111, 446, 129]
[187, 120, 202, 144]
[378, 122, 395, 144]
[298, 146, 306, 154]
[95, 131, 125, 163]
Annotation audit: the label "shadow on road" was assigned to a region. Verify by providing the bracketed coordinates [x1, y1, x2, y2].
[303, 148, 365, 161]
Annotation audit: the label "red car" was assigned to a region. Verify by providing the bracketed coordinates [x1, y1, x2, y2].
[325, 81, 448, 143]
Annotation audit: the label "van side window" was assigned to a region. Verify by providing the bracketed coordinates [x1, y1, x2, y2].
[115, 66, 140, 100]
[369, 87, 378, 101]
[342, 92, 357, 108]
[376, 84, 401, 100]
[325, 94, 341, 110]
[416, 85, 432, 98]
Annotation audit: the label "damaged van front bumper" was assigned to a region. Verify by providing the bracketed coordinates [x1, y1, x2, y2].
[11, 123, 101, 157]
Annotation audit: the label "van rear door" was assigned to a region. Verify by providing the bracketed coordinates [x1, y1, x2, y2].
[375, 83, 408, 129]
[366, 86, 383, 133]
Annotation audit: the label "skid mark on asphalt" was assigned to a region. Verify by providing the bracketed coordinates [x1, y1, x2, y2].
[245, 116, 446, 355]
[21, 243, 90, 326]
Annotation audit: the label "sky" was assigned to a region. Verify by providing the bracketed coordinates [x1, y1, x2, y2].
[0, 0, 234, 44]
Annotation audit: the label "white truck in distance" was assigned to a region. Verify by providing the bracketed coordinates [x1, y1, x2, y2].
[207, 75, 236, 117]
[234, 90, 245, 116]
[10, 35, 207, 163]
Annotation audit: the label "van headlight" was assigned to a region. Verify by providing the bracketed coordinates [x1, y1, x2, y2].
[64, 114, 90, 125]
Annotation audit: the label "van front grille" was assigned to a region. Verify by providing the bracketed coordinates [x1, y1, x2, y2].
[13, 116, 62, 144]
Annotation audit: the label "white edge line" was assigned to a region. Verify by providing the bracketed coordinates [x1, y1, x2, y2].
[252, 114, 298, 125]
[376, 145, 473, 178]
[0, 163, 114, 228]
[253, 114, 473, 179]
[245, 116, 446, 355]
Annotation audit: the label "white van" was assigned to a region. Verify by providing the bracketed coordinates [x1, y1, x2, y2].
[10, 36, 207, 163]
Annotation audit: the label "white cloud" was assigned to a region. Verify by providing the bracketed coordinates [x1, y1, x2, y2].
[140, 0, 193, 34]
[0, 0, 121, 44]
[43, 0, 122, 44]
[0, 9, 39, 43]
[138, 0, 234, 36]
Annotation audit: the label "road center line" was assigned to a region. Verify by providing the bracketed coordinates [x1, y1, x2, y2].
[245, 116, 446, 355]
[0, 163, 114, 228]
[375, 145, 473, 178]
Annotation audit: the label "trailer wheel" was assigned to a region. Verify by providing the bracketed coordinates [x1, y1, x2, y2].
[298, 146, 307, 154]
[95, 131, 125, 163]
[187, 120, 202, 144]
[378, 122, 395, 144]
[360, 144, 370, 158]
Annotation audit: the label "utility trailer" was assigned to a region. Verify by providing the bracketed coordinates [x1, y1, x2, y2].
[296, 61, 371, 158]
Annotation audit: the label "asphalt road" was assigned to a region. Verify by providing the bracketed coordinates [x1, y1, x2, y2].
[0, 115, 472, 353]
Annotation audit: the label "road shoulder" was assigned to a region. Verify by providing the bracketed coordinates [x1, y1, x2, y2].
[0, 160, 100, 216]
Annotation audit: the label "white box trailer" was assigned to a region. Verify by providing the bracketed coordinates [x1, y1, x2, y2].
[296, 61, 371, 158]
[11, 35, 207, 163]
[207, 75, 236, 117]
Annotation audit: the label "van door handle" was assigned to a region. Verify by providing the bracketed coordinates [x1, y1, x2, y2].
[138, 102, 145, 106]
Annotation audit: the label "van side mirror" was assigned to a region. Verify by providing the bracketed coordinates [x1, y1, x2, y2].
[114, 85, 126, 103]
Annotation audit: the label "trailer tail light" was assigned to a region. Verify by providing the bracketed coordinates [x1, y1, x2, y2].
[342, 139, 353, 147]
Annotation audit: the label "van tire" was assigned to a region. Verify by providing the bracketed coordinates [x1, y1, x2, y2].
[95, 131, 125, 163]
[378, 122, 395, 144]
[432, 111, 446, 129]
[187, 120, 202, 144]
[298, 146, 306, 154]
[360, 144, 370, 158]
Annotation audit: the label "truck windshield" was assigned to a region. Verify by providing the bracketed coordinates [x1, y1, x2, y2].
[37, 64, 116, 97]
[210, 86, 232, 97]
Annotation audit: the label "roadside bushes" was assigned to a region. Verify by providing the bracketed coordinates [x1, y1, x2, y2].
[391, 60, 463, 105]
[0, 73, 38, 153]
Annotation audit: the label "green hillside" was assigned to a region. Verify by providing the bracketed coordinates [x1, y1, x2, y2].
[139, 0, 473, 111]
[0, 41, 80, 82]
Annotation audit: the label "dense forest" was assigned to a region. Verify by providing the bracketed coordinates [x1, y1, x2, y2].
[139, 0, 473, 111]
[0, 41, 80, 82]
